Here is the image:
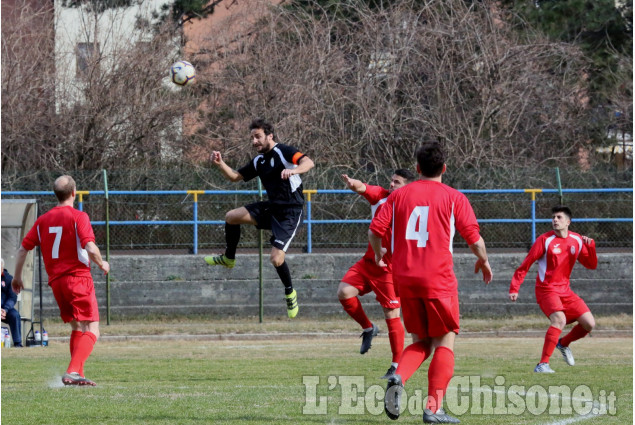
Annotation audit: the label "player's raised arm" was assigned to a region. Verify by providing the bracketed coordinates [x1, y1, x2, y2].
[341, 174, 367, 194]
[211, 151, 243, 182]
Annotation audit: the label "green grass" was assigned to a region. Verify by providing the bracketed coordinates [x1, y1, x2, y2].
[1, 324, 632, 425]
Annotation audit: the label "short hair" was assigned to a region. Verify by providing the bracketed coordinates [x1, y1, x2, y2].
[53, 175, 76, 202]
[249, 118, 275, 140]
[552, 205, 572, 219]
[416, 141, 445, 178]
[394, 168, 417, 182]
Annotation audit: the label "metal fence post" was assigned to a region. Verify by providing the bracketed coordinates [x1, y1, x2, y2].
[188, 191, 205, 255]
[525, 189, 542, 243]
[304, 190, 316, 253]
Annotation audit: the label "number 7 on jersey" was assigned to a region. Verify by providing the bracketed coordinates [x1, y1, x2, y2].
[49, 226, 63, 259]
[406, 206, 430, 247]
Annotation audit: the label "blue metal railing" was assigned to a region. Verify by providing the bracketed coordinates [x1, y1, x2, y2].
[2, 188, 632, 254]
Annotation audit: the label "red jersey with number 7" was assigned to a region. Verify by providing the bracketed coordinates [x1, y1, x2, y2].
[369, 180, 481, 298]
[21, 205, 95, 284]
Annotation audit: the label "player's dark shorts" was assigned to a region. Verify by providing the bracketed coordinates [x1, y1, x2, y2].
[245, 201, 303, 252]
[536, 287, 590, 324]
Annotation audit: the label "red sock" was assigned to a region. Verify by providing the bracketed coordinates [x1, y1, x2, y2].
[385, 317, 405, 363]
[70, 330, 82, 356]
[67, 332, 97, 376]
[426, 346, 455, 412]
[340, 297, 372, 330]
[394, 341, 431, 383]
[560, 324, 590, 347]
[540, 326, 562, 364]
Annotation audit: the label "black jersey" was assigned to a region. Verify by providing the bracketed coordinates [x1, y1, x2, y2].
[237, 143, 307, 207]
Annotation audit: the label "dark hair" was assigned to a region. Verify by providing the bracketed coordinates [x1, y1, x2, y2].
[394, 168, 417, 182]
[53, 175, 76, 202]
[551, 205, 572, 219]
[416, 141, 445, 177]
[249, 118, 275, 140]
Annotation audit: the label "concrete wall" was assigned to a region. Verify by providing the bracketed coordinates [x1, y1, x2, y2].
[32, 253, 632, 319]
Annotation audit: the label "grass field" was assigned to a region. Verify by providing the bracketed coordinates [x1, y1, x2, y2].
[1, 318, 632, 425]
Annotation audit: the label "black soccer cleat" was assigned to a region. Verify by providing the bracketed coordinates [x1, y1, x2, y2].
[360, 323, 379, 354]
[384, 373, 403, 420]
[423, 408, 460, 423]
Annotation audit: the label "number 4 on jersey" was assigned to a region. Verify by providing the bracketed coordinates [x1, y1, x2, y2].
[406, 206, 429, 247]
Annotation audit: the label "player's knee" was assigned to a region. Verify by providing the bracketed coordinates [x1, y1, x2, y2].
[582, 317, 595, 331]
[550, 314, 566, 329]
[225, 211, 238, 224]
[269, 256, 284, 268]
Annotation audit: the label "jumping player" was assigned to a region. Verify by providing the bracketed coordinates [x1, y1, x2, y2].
[370, 141, 492, 424]
[12, 175, 109, 386]
[205, 119, 314, 318]
[509, 206, 597, 373]
[338, 170, 416, 379]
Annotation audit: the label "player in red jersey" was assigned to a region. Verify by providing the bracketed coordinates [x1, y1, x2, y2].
[12, 175, 110, 386]
[509, 206, 597, 374]
[338, 169, 416, 379]
[370, 141, 492, 424]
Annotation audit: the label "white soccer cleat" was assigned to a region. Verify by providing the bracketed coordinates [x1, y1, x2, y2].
[534, 362, 555, 373]
[556, 339, 575, 366]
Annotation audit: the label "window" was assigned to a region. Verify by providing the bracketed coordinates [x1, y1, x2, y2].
[76, 42, 99, 78]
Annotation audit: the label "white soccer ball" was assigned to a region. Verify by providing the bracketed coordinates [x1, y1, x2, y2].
[170, 60, 196, 86]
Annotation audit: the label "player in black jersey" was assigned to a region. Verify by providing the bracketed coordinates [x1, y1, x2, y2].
[206, 119, 314, 318]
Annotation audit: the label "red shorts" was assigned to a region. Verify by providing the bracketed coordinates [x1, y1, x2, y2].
[400, 296, 460, 339]
[50, 275, 100, 323]
[341, 259, 400, 309]
[536, 287, 590, 324]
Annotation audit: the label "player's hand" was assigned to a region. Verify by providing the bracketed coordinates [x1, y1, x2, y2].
[581, 236, 594, 245]
[281, 169, 295, 180]
[509, 293, 518, 302]
[210, 151, 223, 165]
[1, 309, 6, 320]
[101, 261, 110, 275]
[375, 247, 388, 268]
[474, 258, 492, 284]
[341, 174, 364, 193]
[11, 277, 23, 295]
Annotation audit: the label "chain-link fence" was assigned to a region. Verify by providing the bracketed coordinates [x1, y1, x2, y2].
[2, 187, 632, 251]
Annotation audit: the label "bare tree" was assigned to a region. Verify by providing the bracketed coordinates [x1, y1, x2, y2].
[2, 0, 198, 188]
[187, 0, 596, 188]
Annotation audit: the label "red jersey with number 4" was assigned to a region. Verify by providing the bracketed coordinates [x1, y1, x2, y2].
[369, 180, 481, 298]
[509, 230, 597, 294]
[22, 206, 95, 284]
[360, 184, 392, 268]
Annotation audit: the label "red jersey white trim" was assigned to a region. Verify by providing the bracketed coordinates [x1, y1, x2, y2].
[369, 180, 480, 298]
[510, 230, 597, 294]
[22, 206, 95, 284]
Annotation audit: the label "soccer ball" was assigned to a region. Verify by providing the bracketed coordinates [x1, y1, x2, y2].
[170, 61, 196, 86]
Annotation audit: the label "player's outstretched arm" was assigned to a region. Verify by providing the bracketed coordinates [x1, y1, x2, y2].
[469, 236, 492, 284]
[211, 151, 243, 182]
[341, 174, 367, 194]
